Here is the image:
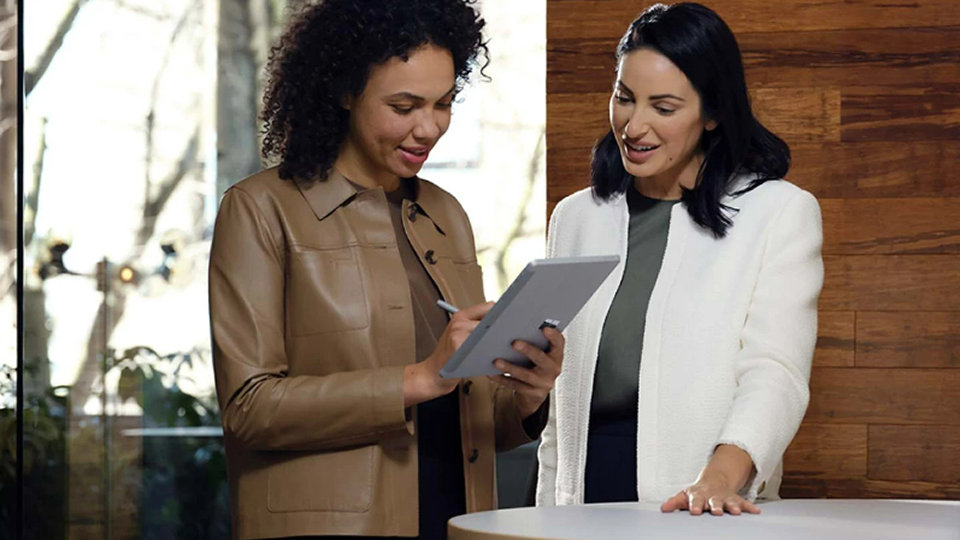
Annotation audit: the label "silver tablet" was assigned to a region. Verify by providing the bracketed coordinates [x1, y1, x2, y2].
[440, 255, 620, 379]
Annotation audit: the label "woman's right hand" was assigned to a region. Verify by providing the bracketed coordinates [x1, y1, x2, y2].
[403, 301, 494, 407]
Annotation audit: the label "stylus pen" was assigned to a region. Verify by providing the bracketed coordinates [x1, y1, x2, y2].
[436, 299, 459, 314]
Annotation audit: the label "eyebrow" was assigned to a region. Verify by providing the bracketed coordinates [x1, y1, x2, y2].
[385, 86, 457, 102]
[615, 82, 685, 102]
[649, 93, 686, 102]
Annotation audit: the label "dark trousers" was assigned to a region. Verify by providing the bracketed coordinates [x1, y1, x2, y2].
[583, 417, 639, 503]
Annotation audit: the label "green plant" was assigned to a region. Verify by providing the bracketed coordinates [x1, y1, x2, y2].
[111, 346, 220, 428]
[108, 346, 230, 539]
[0, 364, 68, 539]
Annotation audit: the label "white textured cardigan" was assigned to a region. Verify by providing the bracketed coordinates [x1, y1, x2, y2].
[536, 178, 823, 506]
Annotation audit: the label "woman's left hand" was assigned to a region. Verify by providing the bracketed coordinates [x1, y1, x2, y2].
[487, 327, 564, 417]
[660, 472, 760, 516]
[660, 444, 760, 516]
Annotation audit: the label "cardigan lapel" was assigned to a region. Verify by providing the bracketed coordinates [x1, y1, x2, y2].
[635, 201, 693, 499]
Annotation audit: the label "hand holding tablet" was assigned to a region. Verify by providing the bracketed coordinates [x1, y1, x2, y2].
[439, 255, 620, 379]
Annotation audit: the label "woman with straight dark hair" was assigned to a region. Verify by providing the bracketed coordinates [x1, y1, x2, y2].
[537, 2, 823, 515]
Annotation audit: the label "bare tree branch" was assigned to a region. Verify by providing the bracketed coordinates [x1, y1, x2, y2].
[491, 128, 546, 290]
[144, 0, 200, 196]
[137, 129, 199, 249]
[113, 0, 170, 20]
[217, 0, 262, 195]
[70, 129, 199, 411]
[71, 0, 202, 410]
[25, 0, 83, 96]
[0, 4, 16, 252]
[25, 117, 48, 248]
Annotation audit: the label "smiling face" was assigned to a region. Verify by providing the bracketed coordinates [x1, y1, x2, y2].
[336, 43, 456, 189]
[610, 48, 716, 197]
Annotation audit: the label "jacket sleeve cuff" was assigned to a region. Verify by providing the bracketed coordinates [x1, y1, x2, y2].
[715, 427, 770, 501]
[373, 365, 414, 437]
[522, 395, 550, 440]
[494, 387, 535, 451]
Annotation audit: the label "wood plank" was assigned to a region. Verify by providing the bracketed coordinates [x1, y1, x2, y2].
[546, 92, 609, 151]
[820, 198, 960, 255]
[780, 477, 960, 499]
[548, 28, 960, 93]
[742, 27, 960, 88]
[857, 312, 960, 368]
[790, 142, 960, 199]
[547, 39, 617, 94]
[805, 367, 960, 425]
[869, 425, 960, 483]
[547, 142, 960, 204]
[783, 423, 866, 477]
[545, 147, 591, 204]
[547, 87, 840, 152]
[815, 311, 855, 367]
[754, 87, 841, 144]
[821, 255, 960, 311]
[548, 0, 960, 40]
[841, 85, 960, 142]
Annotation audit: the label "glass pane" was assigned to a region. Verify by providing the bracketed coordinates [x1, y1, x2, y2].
[1, 0, 18, 536]
[426, 0, 547, 298]
[23, 0, 227, 536]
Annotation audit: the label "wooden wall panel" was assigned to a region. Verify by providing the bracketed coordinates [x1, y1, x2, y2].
[549, 29, 960, 93]
[841, 86, 960, 142]
[814, 311, 855, 367]
[868, 426, 960, 483]
[820, 198, 960, 255]
[789, 142, 960, 199]
[857, 312, 960, 368]
[821, 255, 960, 311]
[549, 0, 960, 39]
[740, 28, 960, 88]
[548, 0, 960, 500]
[548, 89, 843, 152]
[780, 478, 960, 500]
[547, 92, 609, 151]
[753, 87, 841, 143]
[867, 425, 960, 483]
[783, 423, 866, 477]
[805, 368, 960, 425]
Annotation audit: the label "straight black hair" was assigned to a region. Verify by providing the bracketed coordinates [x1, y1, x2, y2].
[591, 2, 790, 238]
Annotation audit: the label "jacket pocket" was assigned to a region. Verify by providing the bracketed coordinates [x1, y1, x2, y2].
[288, 247, 370, 335]
[267, 445, 375, 513]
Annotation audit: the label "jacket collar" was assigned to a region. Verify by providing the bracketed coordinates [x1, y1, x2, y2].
[410, 179, 447, 236]
[296, 170, 448, 234]
[294, 170, 359, 221]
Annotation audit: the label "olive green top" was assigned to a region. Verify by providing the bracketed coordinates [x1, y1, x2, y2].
[589, 185, 679, 423]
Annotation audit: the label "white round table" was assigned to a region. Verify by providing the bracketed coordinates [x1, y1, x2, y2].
[448, 499, 960, 540]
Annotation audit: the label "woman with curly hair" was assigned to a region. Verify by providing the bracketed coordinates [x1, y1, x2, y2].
[208, 1, 562, 539]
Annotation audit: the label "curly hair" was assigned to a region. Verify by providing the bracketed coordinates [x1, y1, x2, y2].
[259, 0, 489, 183]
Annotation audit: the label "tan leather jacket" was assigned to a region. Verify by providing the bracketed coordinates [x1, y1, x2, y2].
[209, 168, 536, 539]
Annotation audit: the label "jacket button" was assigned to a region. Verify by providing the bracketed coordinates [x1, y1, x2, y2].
[468, 448, 479, 463]
[425, 250, 437, 264]
[462, 380, 472, 395]
[407, 204, 418, 221]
